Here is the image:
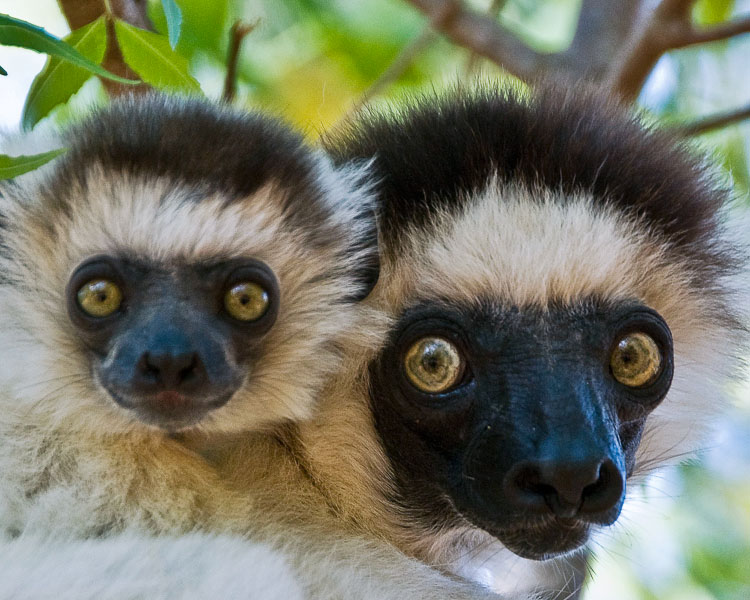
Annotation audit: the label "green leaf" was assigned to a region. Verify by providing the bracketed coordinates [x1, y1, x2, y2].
[161, 0, 183, 49]
[0, 148, 66, 180]
[114, 20, 201, 92]
[0, 64, 6, 75]
[21, 18, 107, 131]
[693, 0, 735, 25]
[0, 13, 136, 85]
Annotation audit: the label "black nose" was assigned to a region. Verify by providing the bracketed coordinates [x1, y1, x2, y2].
[133, 349, 207, 393]
[504, 458, 624, 520]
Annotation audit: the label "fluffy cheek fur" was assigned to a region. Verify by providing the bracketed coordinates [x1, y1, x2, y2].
[0, 168, 367, 435]
[301, 184, 742, 591]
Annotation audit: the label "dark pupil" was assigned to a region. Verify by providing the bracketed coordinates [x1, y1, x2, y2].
[240, 294, 250, 305]
[423, 349, 444, 372]
[619, 341, 640, 367]
[97, 292, 108, 302]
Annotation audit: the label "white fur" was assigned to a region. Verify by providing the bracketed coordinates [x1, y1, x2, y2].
[0, 532, 305, 600]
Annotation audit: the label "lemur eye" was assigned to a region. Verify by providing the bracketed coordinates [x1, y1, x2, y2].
[404, 337, 464, 393]
[610, 332, 662, 388]
[76, 279, 123, 318]
[225, 282, 270, 322]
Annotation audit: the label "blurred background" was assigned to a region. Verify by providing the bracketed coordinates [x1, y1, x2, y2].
[1, 1, 749, 598]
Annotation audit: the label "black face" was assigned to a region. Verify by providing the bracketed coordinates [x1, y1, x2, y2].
[369, 299, 673, 560]
[66, 256, 280, 431]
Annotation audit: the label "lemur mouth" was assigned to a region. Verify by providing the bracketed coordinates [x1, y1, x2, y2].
[102, 386, 234, 432]
[493, 518, 591, 560]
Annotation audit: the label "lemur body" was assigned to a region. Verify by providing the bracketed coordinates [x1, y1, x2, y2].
[289, 84, 746, 595]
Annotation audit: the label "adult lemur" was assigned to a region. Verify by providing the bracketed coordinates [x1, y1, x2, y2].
[1, 85, 745, 600]
[299, 83, 748, 595]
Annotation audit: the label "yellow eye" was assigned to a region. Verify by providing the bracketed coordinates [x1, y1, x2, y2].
[404, 337, 464, 393]
[610, 332, 662, 387]
[76, 279, 123, 318]
[225, 282, 269, 322]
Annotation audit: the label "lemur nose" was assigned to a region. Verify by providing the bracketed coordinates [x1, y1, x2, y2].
[503, 458, 624, 520]
[134, 350, 207, 393]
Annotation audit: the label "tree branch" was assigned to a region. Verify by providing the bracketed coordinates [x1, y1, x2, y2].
[222, 20, 258, 104]
[552, 0, 645, 80]
[58, 0, 153, 97]
[404, 0, 648, 89]
[677, 103, 750, 136]
[403, 0, 547, 82]
[672, 16, 750, 48]
[358, 25, 437, 106]
[602, 0, 716, 101]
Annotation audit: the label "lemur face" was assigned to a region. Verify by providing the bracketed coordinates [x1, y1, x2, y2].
[66, 255, 280, 431]
[0, 95, 377, 435]
[370, 298, 674, 559]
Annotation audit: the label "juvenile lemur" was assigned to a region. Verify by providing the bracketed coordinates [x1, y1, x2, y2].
[0, 95, 379, 537]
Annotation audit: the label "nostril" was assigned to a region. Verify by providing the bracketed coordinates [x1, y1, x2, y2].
[503, 463, 549, 513]
[579, 459, 624, 516]
[178, 355, 198, 384]
[137, 353, 160, 381]
[503, 458, 625, 520]
[133, 351, 206, 391]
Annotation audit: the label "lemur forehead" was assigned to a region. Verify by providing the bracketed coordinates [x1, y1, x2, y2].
[49, 171, 303, 267]
[380, 185, 694, 318]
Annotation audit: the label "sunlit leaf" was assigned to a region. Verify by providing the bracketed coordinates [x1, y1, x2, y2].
[693, 0, 735, 26]
[114, 20, 201, 92]
[161, 0, 183, 48]
[148, 0, 227, 58]
[21, 18, 107, 131]
[0, 148, 66, 180]
[0, 13, 136, 84]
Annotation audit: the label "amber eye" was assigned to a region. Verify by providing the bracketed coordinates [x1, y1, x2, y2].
[76, 279, 123, 318]
[225, 282, 270, 322]
[404, 337, 464, 393]
[610, 332, 662, 388]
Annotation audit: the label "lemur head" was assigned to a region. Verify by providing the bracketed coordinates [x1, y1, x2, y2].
[0, 96, 377, 434]
[310, 85, 746, 564]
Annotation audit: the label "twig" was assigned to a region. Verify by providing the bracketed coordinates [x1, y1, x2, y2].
[403, 0, 546, 81]
[58, 0, 152, 97]
[672, 16, 750, 48]
[222, 20, 259, 104]
[357, 26, 437, 107]
[677, 103, 750, 136]
[465, 0, 508, 75]
[333, 1, 460, 129]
